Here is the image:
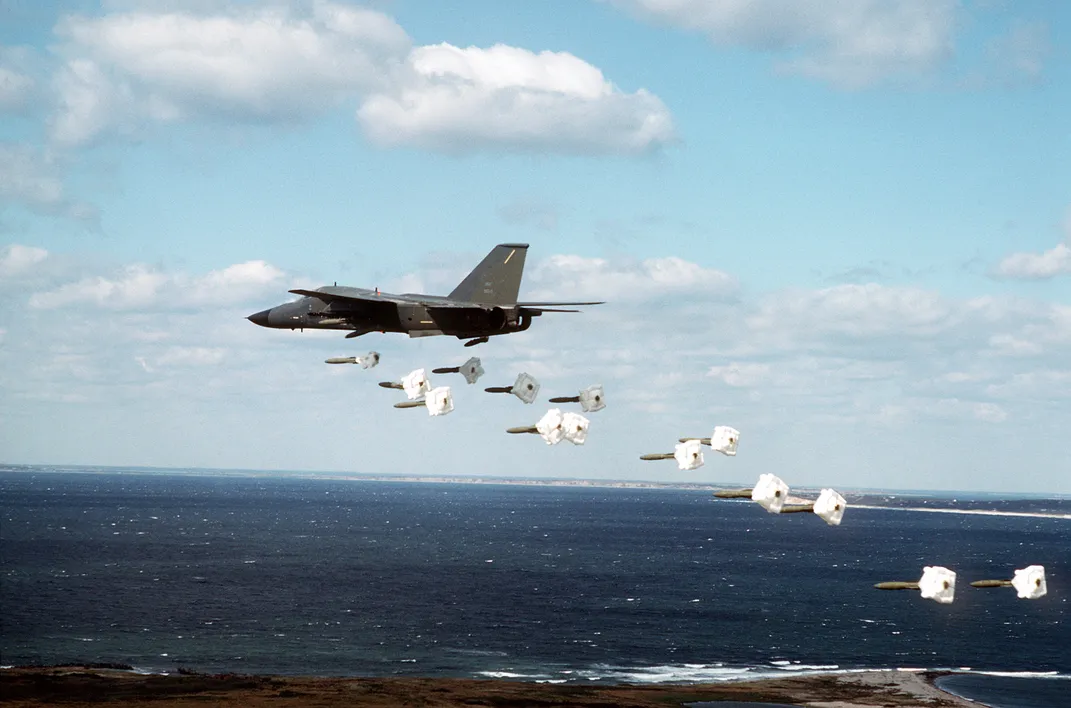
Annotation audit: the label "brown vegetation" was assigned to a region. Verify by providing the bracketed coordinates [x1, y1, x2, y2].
[0, 666, 972, 707]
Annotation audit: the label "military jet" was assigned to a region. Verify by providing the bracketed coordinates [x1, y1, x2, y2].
[247, 244, 602, 346]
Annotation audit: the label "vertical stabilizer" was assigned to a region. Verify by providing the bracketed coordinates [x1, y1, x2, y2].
[448, 244, 528, 305]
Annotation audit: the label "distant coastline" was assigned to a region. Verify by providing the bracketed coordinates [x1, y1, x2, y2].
[3, 464, 1070, 520]
[0, 665, 980, 707]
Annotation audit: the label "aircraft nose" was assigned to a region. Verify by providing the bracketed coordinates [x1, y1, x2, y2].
[247, 308, 272, 327]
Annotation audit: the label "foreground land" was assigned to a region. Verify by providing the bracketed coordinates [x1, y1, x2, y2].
[0, 666, 976, 707]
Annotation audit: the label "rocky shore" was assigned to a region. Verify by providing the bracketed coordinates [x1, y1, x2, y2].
[1, 666, 976, 707]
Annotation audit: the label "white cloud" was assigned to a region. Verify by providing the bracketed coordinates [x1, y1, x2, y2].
[199, 258, 287, 291]
[506, 257, 1068, 442]
[6, 248, 1071, 493]
[994, 242, 1071, 279]
[0, 244, 49, 278]
[525, 254, 735, 301]
[746, 283, 957, 344]
[29, 259, 285, 310]
[0, 46, 37, 113]
[0, 144, 61, 204]
[0, 66, 33, 112]
[987, 333, 1042, 356]
[707, 361, 770, 387]
[50, 1, 410, 146]
[0, 144, 97, 222]
[985, 369, 1071, 401]
[357, 43, 675, 154]
[47, 3, 675, 155]
[29, 264, 168, 310]
[972, 401, 1008, 423]
[607, 0, 957, 87]
[156, 346, 227, 367]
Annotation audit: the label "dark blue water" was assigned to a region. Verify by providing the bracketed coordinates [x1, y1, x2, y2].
[936, 675, 1070, 708]
[2, 471, 1068, 704]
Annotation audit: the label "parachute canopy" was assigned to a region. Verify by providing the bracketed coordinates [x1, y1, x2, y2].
[919, 566, 956, 604]
[710, 426, 739, 456]
[535, 408, 565, 445]
[562, 412, 590, 445]
[512, 372, 540, 404]
[578, 385, 606, 413]
[401, 368, 430, 400]
[461, 357, 484, 384]
[674, 439, 704, 471]
[813, 488, 846, 526]
[1011, 565, 1047, 600]
[425, 386, 454, 416]
[751, 473, 788, 514]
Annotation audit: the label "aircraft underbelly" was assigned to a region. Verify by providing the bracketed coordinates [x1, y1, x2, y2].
[399, 304, 439, 332]
[326, 302, 403, 332]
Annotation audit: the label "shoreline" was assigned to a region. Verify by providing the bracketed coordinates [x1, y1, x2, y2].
[0, 666, 978, 707]
[7, 464, 1070, 499]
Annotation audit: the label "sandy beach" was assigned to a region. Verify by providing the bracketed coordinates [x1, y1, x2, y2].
[1, 666, 978, 707]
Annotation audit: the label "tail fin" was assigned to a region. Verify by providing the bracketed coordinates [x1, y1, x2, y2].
[448, 244, 528, 305]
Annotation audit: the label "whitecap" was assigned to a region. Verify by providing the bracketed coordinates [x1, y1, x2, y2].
[973, 670, 1068, 679]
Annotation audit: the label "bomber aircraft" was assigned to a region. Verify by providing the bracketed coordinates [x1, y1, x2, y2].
[247, 244, 602, 346]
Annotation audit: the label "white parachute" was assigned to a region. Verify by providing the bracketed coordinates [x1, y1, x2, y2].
[487, 373, 541, 403]
[918, 566, 957, 604]
[578, 385, 606, 413]
[534, 408, 566, 445]
[751, 473, 789, 514]
[512, 372, 540, 404]
[709, 426, 739, 456]
[812, 488, 847, 526]
[506, 407, 591, 446]
[678, 425, 740, 457]
[435, 357, 484, 384]
[673, 439, 704, 471]
[401, 368, 430, 400]
[1011, 565, 1047, 600]
[424, 386, 454, 416]
[460, 357, 485, 384]
[562, 412, 590, 445]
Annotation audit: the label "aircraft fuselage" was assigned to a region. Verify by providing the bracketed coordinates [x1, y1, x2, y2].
[248, 289, 531, 340]
[247, 244, 601, 342]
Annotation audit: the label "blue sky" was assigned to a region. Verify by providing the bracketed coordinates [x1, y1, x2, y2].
[1, 1, 1069, 494]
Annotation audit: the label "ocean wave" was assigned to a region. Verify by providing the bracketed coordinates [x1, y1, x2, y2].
[852, 505, 1071, 520]
[476, 664, 1071, 685]
[770, 663, 840, 671]
[573, 664, 754, 683]
[965, 670, 1071, 679]
[477, 670, 555, 680]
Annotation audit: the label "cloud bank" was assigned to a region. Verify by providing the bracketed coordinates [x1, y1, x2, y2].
[993, 214, 1071, 279]
[46, 1, 674, 154]
[0, 144, 97, 223]
[358, 43, 674, 154]
[3, 248, 1070, 492]
[606, 0, 958, 87]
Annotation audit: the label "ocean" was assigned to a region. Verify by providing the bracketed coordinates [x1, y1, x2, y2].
[2, 469, 1069, 706]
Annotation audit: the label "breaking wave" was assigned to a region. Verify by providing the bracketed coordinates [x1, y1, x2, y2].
[853, 505, 1071, 521]
[475, 664, 1071, 685]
